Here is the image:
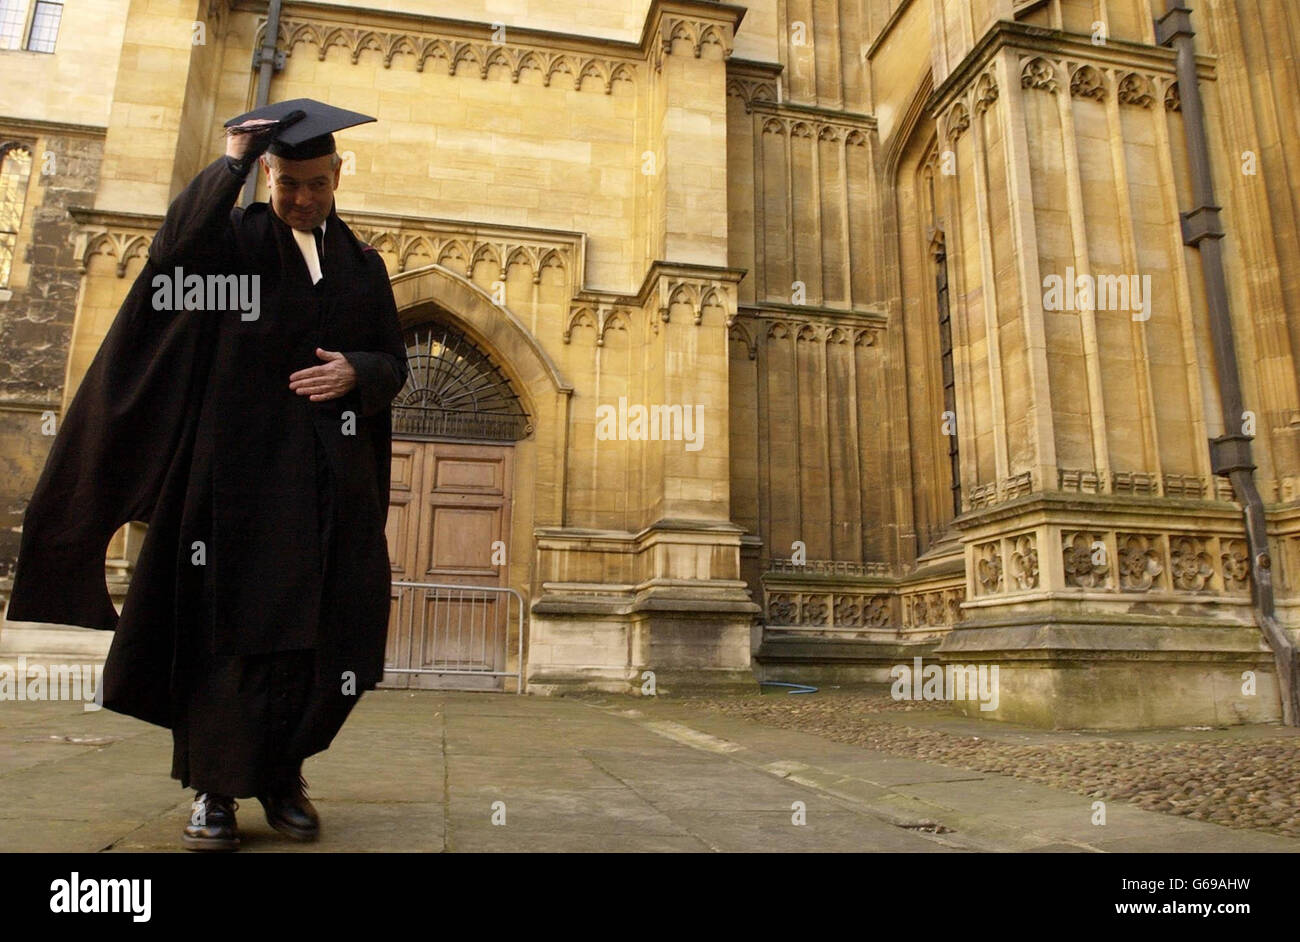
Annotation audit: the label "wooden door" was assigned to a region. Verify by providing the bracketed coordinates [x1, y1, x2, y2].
[384, 440, 513, 689]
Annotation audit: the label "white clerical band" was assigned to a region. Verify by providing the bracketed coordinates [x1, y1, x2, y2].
[292, 220, 325, 284]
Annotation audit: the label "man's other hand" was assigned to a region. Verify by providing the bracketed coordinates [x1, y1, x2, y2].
[289, 349, 358, 402]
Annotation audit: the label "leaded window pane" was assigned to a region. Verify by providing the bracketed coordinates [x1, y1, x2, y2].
[0, 0, 25, 51]
[0, 232, 15, 287]
[25, 0, 61, 52]
[0, 146, 32, 287]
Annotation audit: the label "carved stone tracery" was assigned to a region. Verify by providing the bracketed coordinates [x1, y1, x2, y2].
[974, 71, 999, 116]
[1020, 57, 1059, 94]
[1220, 538, 1250, 593]
[975, 541, 1004, 595]
[1117, 72, 1156, 109]
[1069, 64, 1106, 102]
[1165, 81, 1182, 112]
[726, 76, 778, 113]
[1009, 533, 1039, 590]
[1063, 531, 1110, 589]
[1170, 536, 1214, 591]
[80, 230, 151, 277]
[946, 102, 971, 141]
[1117, 533, 1164, 591]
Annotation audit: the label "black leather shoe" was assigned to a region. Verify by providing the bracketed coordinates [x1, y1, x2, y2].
[181, 793, 240, 851]
[259, 773, 319, 841]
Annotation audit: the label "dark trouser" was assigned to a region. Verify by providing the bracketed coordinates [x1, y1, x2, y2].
[170, 646, 361, 798]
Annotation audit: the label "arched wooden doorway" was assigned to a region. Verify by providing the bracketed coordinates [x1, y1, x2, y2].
[383, 317, 531, 690]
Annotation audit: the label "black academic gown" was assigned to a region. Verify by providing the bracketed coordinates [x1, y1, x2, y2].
[7, 156, 407, 795]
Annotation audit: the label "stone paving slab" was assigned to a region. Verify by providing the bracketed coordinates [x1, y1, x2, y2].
[663, 810, 958, 853]
[581, 694, 1300, 853]
[448, 829, 711, 853]
[2, 688, 1296, 853]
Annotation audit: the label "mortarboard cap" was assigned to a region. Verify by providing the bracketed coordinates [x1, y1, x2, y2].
[224, 98, 376, 161]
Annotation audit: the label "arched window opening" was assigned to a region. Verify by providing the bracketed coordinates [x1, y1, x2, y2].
[395, 320, 530, 442]
[931, 227, 961, 519]
[0, 143, 33, 287]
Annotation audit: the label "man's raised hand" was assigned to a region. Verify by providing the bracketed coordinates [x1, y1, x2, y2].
[224, 118, 278, 161]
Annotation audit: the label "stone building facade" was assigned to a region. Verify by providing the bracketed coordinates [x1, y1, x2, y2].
[1, 0, 1298, 727]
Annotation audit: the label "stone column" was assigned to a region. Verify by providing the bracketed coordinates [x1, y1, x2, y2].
[528, 1, 760, 694]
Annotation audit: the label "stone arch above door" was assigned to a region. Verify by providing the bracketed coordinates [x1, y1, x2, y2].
[390, 264, 572, 416]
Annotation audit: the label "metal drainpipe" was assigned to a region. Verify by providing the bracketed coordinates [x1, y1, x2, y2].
[1156, 0, 1300, 725]
[240, 0, 284, 207]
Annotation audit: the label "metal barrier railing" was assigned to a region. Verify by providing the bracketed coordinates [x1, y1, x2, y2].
[386, 581, 525, 694]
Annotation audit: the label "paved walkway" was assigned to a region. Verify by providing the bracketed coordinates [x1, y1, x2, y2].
[1, 688, 1296, 852]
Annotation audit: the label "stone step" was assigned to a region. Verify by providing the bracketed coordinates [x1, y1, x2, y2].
[0, 623, 112, 660]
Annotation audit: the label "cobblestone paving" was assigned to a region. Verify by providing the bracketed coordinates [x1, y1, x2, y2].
[680, 690, 1300, 838]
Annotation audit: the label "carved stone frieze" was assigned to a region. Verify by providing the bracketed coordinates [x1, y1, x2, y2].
[263, 17, 638, 93]
[900, 587, 965, 628]
[728, 321, 757, 360]
[348, 227, 574, 285]
[756, 113, 875, 145]
[748, 315, 884, 349]
[765, 558, 891, 577]
[1020, 57, 1172, 112]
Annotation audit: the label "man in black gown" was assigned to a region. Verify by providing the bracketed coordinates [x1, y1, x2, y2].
[7, 100, 408, 850]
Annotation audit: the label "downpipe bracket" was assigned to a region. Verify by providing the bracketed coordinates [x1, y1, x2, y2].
[1209, 433, 1255, 477]
[1154, 7, 1194, 46]
[1181, 205, 1225, 246]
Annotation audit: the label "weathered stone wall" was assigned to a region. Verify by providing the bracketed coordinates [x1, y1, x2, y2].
[0, 127, 104, 578]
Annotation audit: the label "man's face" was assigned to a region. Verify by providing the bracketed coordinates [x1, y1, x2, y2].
[261, 153, 341, 231]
